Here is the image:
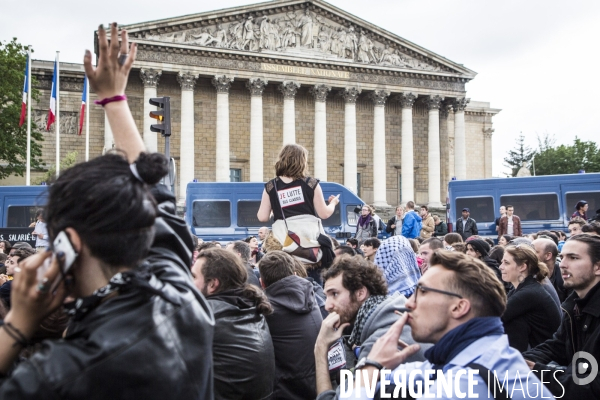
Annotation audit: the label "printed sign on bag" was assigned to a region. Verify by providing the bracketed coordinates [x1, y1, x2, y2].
[278, 186, 305, 208]
[328, 339, 347, 371]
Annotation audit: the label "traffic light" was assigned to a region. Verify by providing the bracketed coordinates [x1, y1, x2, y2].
[149, 97, 171, 137]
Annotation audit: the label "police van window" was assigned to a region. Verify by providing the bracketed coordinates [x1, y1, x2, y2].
[192, 201, 231, 228]
[455, 197, 494, 223]
[238, 201, 273, 227]
[566, 192, 600, 217]
[322, 202, 341, 227]
[7, 206, 37, 228]
[347, 206, 358, 227]
[500, 194, 559, 221]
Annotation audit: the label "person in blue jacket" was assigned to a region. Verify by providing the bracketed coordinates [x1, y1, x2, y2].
[401, 201, 422, 239]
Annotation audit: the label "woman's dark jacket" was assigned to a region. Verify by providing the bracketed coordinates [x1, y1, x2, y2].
[207, 289, 275, 400]
[502, 275, 561, 352]
[0, 185, 215, 399]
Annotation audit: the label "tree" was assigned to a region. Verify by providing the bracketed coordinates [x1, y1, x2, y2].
[0, 38, 44, 179]
[504, 133, 534, 177]
[33, 151, 78, 185]
[533, 136, 600, 175]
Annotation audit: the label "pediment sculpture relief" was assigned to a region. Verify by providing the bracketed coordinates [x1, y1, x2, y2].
[142, 9, 443, 72]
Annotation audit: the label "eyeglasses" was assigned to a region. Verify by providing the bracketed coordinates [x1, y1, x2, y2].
[412, 284, 463, 302]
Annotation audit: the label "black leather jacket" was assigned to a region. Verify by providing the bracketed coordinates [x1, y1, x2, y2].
[0, 185, 215, 399]
[207, 290, 275, 400]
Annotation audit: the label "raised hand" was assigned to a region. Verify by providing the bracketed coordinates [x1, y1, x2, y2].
[83, 22, 137, 100]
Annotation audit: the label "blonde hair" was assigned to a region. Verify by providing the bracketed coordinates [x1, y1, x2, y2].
[274, 144, 308, 180]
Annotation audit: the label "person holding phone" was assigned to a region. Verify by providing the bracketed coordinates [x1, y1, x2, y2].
[0, 23, 214, 399]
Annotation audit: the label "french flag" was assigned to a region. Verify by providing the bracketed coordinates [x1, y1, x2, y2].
[46, 59, 58, 131]
[19, 55, 29, 127]
[79, 77, 87, 135]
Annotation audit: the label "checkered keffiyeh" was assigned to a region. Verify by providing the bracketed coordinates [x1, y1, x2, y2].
[374, 235, 420, 298]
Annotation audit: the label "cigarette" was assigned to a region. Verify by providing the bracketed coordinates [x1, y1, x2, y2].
[398, 339, 409, 348]
[394, 308, 409, 315]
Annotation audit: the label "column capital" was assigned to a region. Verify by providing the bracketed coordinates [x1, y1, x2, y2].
[310, 84, 331, 102]
[483, 128, 494, 139]
[279, 81, 300, 99]
[341, 87, 361, 104]
[369, 89, 390, 106]
[440, 101, 454, 118]
[426, 95, 444, 111]
[139, 69, 162, 88]
[177, 72, 198, 91]
[398, 92, 417, 109]
[247, 78, 268, 96]
[453, 97, 470, 112]
[212, 75, 234, 93]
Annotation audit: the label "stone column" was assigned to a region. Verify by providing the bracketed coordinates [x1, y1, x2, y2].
[453, 97, 470, 180]
[177, 72, 198, 202]
[427, 95, 444, 208]
[483, 128, 494, 178]
[247, 78, 268, 182]
[103, 113, 113, 153]
[139, 69, 162, 153]
[279, 81, 300, 145]
[341, 87, 361, 193]
[444, 103, 456, 180]
[399, 92, 417, 203]
[212, 75, 234, 182]
[310, 84, 331, 180]
[370, 90, 390, 207]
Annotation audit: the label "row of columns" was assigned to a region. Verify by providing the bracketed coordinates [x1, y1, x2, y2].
[132, 69, 470, 206]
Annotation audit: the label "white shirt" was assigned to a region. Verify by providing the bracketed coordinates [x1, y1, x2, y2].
[34, 220, 49, 248]
[507, 216, 514, 235]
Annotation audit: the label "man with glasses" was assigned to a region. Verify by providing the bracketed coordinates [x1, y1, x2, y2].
[315, 251, 552, 399]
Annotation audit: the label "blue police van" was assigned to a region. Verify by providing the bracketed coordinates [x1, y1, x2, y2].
[0, 186, 48, 246]
[446, 172, 600, 239]
[185, 181, 367, 243]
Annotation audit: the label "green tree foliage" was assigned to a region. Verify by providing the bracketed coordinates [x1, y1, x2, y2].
[33, 151, 78, 185]
[0, 38, 44, 179]
[533, 135, 600, 175]
[504, 133, 534, 177]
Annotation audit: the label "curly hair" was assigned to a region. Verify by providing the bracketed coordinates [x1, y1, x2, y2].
[322, 255, 387, 298]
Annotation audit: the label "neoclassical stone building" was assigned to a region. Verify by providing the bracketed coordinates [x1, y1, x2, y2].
[24, 0, 499, 207]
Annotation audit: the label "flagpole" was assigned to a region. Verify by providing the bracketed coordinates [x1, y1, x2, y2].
[55, 51, 60, 177]
[85, 77, 90, 161]
[26, 49, 32, 186]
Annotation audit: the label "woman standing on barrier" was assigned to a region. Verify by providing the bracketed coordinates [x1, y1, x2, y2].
[0, 24, 214, 399]
[499, 244, 561, 352]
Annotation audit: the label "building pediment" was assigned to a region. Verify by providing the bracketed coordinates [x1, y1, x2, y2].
[113, 0, 475, 80]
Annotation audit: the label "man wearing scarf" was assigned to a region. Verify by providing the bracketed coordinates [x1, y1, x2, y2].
[314, 256, 429, 400]
[317, 251, 554, 399]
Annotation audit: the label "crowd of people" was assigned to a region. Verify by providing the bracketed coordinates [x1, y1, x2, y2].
[0, 23, 598, 400]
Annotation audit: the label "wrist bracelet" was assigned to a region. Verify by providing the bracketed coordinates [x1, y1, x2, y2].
[1, 322, 31, 348]
[94, 95, 127, 107]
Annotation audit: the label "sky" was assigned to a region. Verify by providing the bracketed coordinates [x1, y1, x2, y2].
[2, 0, 599, 176]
